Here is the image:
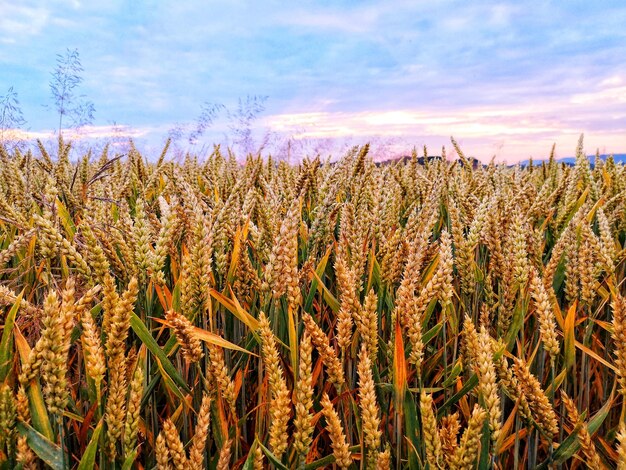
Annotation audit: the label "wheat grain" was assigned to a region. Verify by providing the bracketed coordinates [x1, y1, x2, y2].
[321, 393, 352, 470]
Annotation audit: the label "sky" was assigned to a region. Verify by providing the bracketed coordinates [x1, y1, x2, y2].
[1, 0, 626, 162]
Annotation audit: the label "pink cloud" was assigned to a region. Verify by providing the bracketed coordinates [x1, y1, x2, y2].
[264, 85, 626, 163]
[5, 125, 150, 141]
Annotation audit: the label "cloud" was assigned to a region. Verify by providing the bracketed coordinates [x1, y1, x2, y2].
[4, 124, 150, 141]
[0, 4, 50, 42]
[272, 6, 382, 34]
[1, 0, 625, 162]
[571, 83, 626, 106]
[265, 92, 626, 163]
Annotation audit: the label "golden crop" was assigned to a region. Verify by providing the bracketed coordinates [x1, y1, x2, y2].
[0, 135, 625, 469]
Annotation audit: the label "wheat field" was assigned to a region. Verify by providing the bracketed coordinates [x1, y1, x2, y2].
[0, 136, 625, 469]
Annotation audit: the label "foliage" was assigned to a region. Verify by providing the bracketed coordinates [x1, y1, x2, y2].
[0, 87, 27, 150]
[49, 48, 95, 136]
[0, 136, 625, 469]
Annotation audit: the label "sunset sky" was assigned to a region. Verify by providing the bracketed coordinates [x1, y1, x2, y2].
[1, 0, 626, 162]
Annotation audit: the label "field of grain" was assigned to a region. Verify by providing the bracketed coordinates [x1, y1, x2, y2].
[0, 136, 625, 469]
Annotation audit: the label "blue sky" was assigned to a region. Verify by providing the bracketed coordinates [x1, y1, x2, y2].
[1, 0, 626, 161]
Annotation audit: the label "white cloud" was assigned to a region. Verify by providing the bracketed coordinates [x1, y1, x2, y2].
[0, 4, 50, 38]
[272, 6, 381, 34]
[570, 81, 626, 105]
[4, 124, 150, 141]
